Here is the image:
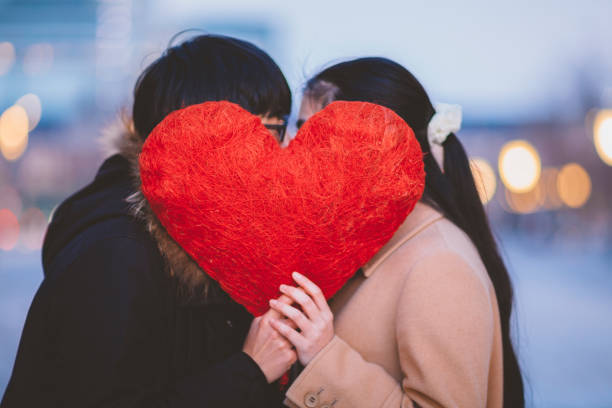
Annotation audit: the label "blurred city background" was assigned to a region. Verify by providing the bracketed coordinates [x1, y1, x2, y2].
[0, 1, 611, 406]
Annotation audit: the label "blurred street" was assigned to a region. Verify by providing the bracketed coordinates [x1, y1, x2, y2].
[1, 232, 611, 408]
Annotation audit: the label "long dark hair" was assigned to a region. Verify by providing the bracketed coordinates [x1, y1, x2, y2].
[305, 57, 524, 407]
[132, 33, 291, 139]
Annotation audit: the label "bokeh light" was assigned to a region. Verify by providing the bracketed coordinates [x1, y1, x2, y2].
[505, 184, 544, 214]
[0, 42, 16, 76]
[498, 140, 541, 193]
[557, 163, 591, 208]
[469, 157, 497, 204]
[15, 94, 42, 131]
[594, 110, 612, 166]
[0, 105, 29, 161]
[540, 167, 563, 210]
[22, 43, 54, 76]
[19, 207, 47, 251]
[0, 208, 20, 251]
[0, 3, 610, 407]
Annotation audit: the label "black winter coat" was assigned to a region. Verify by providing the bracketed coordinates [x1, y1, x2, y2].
[1, 154, 283, 408]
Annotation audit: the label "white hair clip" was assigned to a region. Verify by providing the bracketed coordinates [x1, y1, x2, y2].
[427, 103, 462, 146]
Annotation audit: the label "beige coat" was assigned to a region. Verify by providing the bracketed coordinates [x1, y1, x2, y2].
[284, 203, 504, 408]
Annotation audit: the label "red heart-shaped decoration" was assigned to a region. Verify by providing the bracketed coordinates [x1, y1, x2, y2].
[140, 101, 425, 315]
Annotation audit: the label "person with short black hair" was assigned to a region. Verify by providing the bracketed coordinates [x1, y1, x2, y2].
[1, 34, 294, 408]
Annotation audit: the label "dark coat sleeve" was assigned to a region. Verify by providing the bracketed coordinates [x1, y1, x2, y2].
[1, 236, 277, 408]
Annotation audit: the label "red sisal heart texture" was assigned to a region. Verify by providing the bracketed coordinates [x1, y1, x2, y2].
[140, 101, 425, 315]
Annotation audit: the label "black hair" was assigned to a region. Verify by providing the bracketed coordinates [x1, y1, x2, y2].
[305, 57, 524, 407]
[132, 34, 291, 139]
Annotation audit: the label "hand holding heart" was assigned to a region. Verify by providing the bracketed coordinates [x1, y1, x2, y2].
[242, 294, 298, 382]
[269, 272, 335, 366]
[139, 100, 425, 315]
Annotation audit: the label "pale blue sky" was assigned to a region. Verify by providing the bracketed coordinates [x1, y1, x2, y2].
[149, 0, 612, 123]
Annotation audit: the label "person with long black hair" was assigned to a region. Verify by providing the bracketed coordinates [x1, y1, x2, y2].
[1, 34, 296, 408]
[267, 58, 524, 407]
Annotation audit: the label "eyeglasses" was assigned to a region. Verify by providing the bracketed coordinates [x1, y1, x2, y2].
[264, 117, 288, 143]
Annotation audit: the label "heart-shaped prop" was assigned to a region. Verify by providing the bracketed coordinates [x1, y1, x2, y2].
[140, 101, 425, 315]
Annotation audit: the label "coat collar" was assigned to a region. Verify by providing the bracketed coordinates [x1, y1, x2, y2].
[362, 202, 443, 278]
[101, 120, 216, 303]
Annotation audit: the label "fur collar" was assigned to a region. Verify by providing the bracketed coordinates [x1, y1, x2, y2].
[101, 119, 214, 303]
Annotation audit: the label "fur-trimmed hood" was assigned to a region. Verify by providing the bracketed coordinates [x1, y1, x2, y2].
[102, 120, 214, 301]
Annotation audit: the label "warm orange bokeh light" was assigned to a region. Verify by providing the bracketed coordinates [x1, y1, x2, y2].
[498, 140, 541, 193]
[505, 185, 544, 214]
[594, 110, 612, 166]
[557, 163, 591, 208]
[0, 105, 29, 161]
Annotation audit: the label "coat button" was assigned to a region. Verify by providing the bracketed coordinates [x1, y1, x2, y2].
[226, 320, 233, 328]
[321, 398, 338, 407]
[304, 392, 319, 407]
